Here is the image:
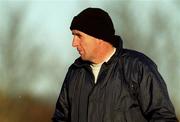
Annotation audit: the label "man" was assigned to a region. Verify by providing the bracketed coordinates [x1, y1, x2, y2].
[52, 8, 178, 122]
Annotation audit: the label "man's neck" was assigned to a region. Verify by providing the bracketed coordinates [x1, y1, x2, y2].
[104, 48, 116, 62]
[92, 45, 116, 64]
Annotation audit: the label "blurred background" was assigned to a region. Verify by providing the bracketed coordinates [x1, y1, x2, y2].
[0, 0, 179, 122]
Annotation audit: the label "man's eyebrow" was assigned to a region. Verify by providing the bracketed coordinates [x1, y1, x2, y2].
[72, 32, 81, 36]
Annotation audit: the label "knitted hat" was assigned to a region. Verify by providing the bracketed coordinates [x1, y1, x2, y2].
[70, 7, 116, 46]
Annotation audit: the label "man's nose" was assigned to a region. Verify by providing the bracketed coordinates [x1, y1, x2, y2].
[72, 36, 79, 47]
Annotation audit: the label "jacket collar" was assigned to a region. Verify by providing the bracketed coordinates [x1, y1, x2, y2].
[105, 36, 122, 65]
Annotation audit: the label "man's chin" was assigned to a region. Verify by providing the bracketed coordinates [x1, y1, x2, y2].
[80, 56, 86, 60]
[80, 56, 88, 61]
[80, 56, 94, 63]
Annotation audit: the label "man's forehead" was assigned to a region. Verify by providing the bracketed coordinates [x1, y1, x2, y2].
[72, 30, 85, 35]
[72, 29, 101, 41]
[72, 30, 80, 34]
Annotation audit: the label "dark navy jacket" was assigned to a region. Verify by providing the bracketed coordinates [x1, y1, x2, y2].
[52, 37, 178, 122]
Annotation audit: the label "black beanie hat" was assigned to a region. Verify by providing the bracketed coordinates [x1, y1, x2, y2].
[70, 7, 116, 46]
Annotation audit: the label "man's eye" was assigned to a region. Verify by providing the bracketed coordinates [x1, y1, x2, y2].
[77, 34, 82, 38]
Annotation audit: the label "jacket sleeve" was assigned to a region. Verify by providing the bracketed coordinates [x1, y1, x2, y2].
[52, 73, 70, 122]
[137, 61, 178, 122]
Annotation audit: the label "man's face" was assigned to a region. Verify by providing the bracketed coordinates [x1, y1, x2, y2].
[72, 30, 99, 62]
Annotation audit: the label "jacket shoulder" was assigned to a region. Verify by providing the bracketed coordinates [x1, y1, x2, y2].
[121, 49, 157, 68]
[120, 49, 158, 85]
